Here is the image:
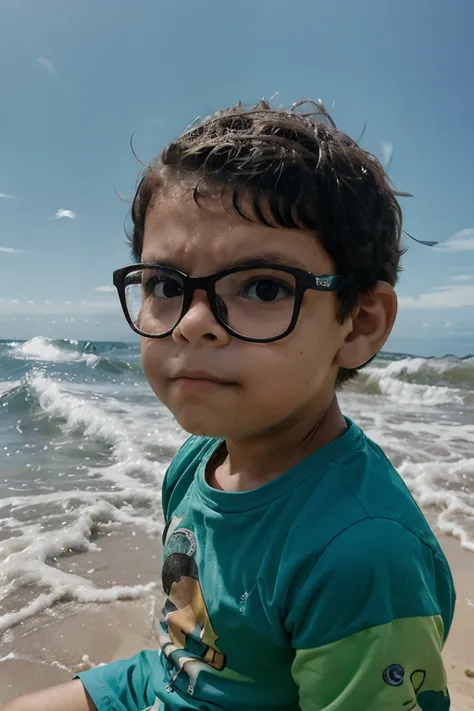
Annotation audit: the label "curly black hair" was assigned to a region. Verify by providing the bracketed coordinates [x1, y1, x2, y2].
[128, 99, 405, 386]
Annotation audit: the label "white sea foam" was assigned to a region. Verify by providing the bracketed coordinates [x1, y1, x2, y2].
[357, 353, 472, 408]
[384, 355, 474, 378]
[341, 382, 474, 552]
[398, 457, 474, 551]
[30, 372, 128, 445]
[0, 651, 73, 672]
[367, 372, 464, 407]
[0, 367, 178, 628]
[10, 336, 100, 368]
[0, 380, 19, 397]
[383, 419, 474, 449]
[28, 371, 183, 455]
[0, 573, 156, 636]
[0, 500, 160, 635]
[11, 337, 82, 362]
[0, 369, 176, 627]
[31, 374, 149, 460]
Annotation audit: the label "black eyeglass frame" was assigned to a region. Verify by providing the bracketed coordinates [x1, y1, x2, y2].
[113, 263, 345, 343]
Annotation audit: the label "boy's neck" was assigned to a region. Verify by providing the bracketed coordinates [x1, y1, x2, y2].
[207, 396, 347, 493]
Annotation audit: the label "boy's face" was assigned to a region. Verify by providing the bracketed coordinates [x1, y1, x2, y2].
[140, 184, 351, 439]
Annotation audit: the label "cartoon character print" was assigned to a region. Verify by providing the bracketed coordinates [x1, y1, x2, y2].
[382, 664, 450, 710]
[158, 517, 226, 695]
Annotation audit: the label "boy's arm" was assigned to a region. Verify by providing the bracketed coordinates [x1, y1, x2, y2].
[285, 518, 454, 711]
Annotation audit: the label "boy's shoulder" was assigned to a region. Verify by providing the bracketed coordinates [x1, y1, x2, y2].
[286, 420, 445, 562]
[279, 424, 456, 646]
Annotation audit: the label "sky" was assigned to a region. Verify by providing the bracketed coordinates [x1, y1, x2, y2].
[0, 0, 473, 356]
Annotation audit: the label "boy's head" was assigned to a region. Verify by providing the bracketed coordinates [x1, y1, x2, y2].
[121, 100, 400, 438]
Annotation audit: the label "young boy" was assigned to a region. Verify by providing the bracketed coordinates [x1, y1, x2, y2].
[4, 100, 455, 711]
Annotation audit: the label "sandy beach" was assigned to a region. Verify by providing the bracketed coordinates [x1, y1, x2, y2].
[436, 534, 474, 710]
[0, 529, 473, 709]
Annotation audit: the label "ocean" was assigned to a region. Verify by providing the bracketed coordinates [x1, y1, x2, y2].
[0, 337, 473, 657]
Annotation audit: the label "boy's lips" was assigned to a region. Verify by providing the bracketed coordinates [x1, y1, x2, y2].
[170, 370, 238, 388]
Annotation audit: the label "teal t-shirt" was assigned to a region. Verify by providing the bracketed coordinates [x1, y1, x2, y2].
[77, 418, 455, 711]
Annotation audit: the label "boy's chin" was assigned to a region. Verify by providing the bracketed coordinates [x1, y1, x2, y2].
[171, 405, 248, 440]
[174, 413, 231, 439]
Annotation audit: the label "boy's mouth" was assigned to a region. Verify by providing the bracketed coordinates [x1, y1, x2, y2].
[170, 370, 238, 390]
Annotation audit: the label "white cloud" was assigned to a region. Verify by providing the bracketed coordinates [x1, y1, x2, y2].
[3, 298, 119, 316]
[445, 321, 453, 328]
[83, 300, 118, 310]
[0, 247, 25, 254]
[36, 56, 55, 73]
[450, 274, 473, 282]
[398, 284, 474, 310]
[381, 142, 394, 169]
[0, 193, 14, 199]
[95, 285, 115, 292]
[437, 228, 474, 253]
[52, 209, 77, 220]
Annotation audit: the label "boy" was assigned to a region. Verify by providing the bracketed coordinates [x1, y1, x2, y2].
[4, 100, 455, 711]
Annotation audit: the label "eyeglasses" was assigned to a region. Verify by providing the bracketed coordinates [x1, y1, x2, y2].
[113, 263, 344, 343]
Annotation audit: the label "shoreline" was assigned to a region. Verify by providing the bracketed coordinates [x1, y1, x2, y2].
[0, 596, 161, 703]
[0, 531, 473, 708]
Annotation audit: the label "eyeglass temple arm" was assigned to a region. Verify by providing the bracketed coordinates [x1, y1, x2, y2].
[310, 275, 345, 291]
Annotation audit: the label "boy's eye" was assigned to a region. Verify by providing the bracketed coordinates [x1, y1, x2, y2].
[145, 275, 184, 299]
[241, 278, 293, 303]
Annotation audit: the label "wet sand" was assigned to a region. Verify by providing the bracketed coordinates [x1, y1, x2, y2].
[0, 597, 160, 702]
[1, 532, 473, 709]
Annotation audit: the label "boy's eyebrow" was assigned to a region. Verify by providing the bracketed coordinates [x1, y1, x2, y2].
[230, 254, 311, 271]
[140, 253, 314, 272]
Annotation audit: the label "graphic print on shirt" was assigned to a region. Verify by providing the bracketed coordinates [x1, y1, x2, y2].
[382, 665, 449, 710]
[159, 516, 226, 695]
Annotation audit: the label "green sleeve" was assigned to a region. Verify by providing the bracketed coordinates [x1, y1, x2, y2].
[286, 518, 453, 711]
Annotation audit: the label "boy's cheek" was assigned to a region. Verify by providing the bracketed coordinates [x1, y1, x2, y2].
[140, 341, 169, 393]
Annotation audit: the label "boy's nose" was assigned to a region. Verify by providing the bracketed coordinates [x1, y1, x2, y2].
[172, 291, 231, 347]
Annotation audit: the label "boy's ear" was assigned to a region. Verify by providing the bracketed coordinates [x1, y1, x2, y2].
[336, 281, 398, 370]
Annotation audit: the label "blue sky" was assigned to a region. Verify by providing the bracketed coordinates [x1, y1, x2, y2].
[0, 0, 473, 356]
